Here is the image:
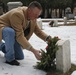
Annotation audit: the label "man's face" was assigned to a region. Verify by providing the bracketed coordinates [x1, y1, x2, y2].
[27, 7, 42, 20]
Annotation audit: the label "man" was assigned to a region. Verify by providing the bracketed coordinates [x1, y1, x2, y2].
[0, 1, 51, 66]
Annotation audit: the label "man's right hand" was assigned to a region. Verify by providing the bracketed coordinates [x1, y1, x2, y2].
[30, 47, 42, 60]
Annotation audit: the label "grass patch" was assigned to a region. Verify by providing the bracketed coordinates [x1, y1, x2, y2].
[46, 64, 76, 75]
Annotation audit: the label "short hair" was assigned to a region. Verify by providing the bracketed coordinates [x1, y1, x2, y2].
[28, 1, 42, 10]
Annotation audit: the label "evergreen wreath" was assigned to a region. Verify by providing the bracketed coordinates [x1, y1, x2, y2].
[35, 36, 60, 71]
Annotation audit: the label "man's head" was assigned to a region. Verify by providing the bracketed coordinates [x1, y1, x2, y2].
[27, 1, 42, 20]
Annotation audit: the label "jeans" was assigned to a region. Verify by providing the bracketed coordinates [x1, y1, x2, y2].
[0, 27, 24, 62]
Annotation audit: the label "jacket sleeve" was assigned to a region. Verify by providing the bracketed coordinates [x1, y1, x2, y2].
[9, 12, 32, 49]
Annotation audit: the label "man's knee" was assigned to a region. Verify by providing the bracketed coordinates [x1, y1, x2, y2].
[3, 27, 15, 36]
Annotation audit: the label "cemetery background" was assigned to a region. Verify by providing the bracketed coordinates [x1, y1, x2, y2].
[0, 1, 76, 75]
[0, 21, 76, 75]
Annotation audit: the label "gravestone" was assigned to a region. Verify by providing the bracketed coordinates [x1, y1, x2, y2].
[37, 18, 43, 29]
[67, 14, 74, 19]
[49, 20, 58, 27]
[56, 39, 71, 73]
[64, 17, 67, 25]
[65, 7, 74, 20]
[53, 20, 58, 27]
[49, 21, 54, 27]
[7, 1, 23, 11]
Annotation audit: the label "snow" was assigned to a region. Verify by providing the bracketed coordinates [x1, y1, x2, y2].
[0, 22, 76, 75]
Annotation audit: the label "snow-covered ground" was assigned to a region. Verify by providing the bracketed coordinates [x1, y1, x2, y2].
[0, 22, 76, 75]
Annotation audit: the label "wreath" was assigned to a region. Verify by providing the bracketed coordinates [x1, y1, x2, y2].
[35, 36, 60, 71]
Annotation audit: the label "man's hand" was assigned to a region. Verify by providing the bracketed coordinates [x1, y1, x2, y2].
[30, 47, 42, 60]
[33, 50, 42, 60]
[46, 36, 52, 41]
[46, 35, 52, 43]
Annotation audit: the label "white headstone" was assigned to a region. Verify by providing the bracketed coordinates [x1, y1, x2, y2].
[7, 1, 23, 11]
[56, 39, 71, 73]
[64, 17, 67, 25]
[53, 20, 58, 27]
[37, 18, 43, 29]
